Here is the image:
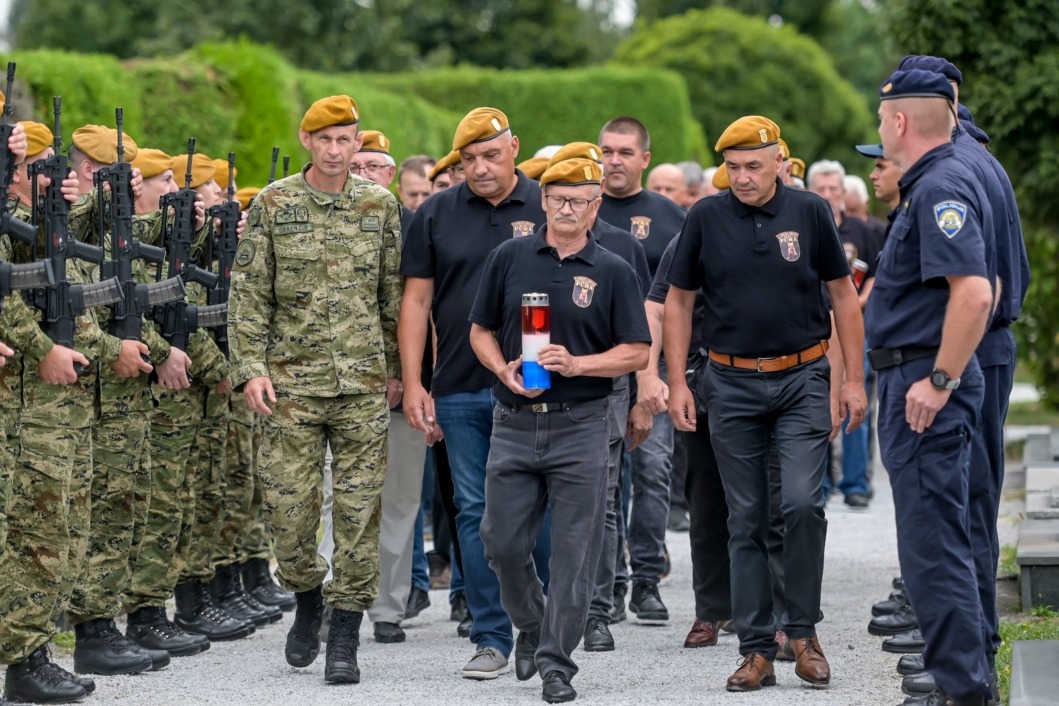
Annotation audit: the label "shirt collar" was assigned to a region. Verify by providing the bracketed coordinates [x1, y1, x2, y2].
[298, 163, 355, 208]
[463, 169, 535, 206]
[532, 225, 599, 265]
[897, 143, 955, 198]
[730, 177, 786, 218]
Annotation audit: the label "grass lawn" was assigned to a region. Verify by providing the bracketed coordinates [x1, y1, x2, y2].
[1006, 399, 1059, 427]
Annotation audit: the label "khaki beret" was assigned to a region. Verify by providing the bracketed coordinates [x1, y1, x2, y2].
[236, 186, 261, 210]
[300, 95, 360, 134]
[712, 163, 730, 190]
[452, 107, 509, 152]
[359, 130, 390, 155]
[714, 116, 780, 153]
[0, 90, 5, 112]
[778, 138, 790, 159]
[71, 124, 139, 164]
[517, 157, 549, 180]
[131, 148, 173, 179]
[547, 142, 603, 169]
[429, 150, 460, 181]
[19, 121, 54, 158]
[540, 158, 602, 187]
[212, 159, 237, 191]
[789, 157, 806, 180]
[172, 153, 216, 189]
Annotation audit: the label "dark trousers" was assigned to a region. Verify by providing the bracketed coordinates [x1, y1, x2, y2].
[878, 357, 990, 701]
[700, 358, 830, 658]
[432, 439, 464, 579]
[481, 398, 610, 680]
[589, 377, 629, 620]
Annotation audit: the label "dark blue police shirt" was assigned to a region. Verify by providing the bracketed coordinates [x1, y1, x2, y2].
[666, 180, 849, 358]
[401, 171, 544, 397]
[865, 143, 994, 351]
[469, 226, 651, 406]
[598, 189, 686, 276]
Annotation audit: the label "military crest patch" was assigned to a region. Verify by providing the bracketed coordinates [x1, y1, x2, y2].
[361, 215, 381, 232]
[630, 216, 651, 240]
[235, 239, 256, 268]
[511, 220, 535, 238]
[776, 231, 801, 262]
[934, 201, 967, 238]
[573, 276, 597, 308]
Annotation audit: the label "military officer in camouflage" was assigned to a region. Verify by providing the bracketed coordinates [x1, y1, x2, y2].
[228, 94, 403, 685]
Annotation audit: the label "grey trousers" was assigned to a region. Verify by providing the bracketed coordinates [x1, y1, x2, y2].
[481, 398, 610, 680]
[588, 376, 629, 621]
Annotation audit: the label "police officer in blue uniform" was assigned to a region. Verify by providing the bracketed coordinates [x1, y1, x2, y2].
[897, 56, 1029, 704]
[866, 69, 997, 706]
[469, 157, 650, 703]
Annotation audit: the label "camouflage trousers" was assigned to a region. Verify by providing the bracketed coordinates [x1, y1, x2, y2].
[126, 420, 200, 612]
[178, 413, 228, 583]
[67, 412, 151, 623]
[214, 395, 262, 567]
[258, 391, 388, 612]
[0, 410, 13, 556]
[0, 423, 90, 664]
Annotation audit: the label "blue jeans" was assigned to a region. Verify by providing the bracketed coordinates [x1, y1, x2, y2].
[411, 506, 429, 592]
[628, 360, 674, 581]
[828, 349, 871, 498]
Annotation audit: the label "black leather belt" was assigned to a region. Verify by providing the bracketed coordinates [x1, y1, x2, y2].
[867, 346, 938, 371]
[506, 402, 574, 414]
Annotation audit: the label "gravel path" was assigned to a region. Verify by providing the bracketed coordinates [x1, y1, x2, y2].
[52, 459, 920, 706]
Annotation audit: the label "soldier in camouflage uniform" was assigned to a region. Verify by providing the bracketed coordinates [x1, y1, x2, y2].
[228, 94, 402, 685]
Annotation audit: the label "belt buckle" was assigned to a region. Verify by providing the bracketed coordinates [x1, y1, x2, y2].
[892, 349, 903, 365]
[532, 403, 547, 413]
[755, 356, 773, 372]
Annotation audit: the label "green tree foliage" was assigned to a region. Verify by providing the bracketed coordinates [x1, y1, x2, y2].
[635, 0, 834, 36]
[887, 0, 1059, 407]
[612, 7, 875, 165]
[10, 0, 623, 72]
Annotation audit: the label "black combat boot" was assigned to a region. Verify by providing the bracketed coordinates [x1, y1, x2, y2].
[126, 606, 205, 657]
[210, 565, 272, 627]
[241, 558, 296, 611]
[4, 645, 87, 704]
[174, 581, 254, 641]
[73, 618, 153, 676]
[286, 586, 324, 668]
[325, 609, 363, 684]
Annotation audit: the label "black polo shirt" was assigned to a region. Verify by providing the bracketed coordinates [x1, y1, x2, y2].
[839, 215, 883, 288]
[667, 179, 849, 358]
[649, 235, 705, 353]
[402, 171, 544, 397]
[594, 217, 650, 298]
[598, 189, 686, 276]
[469, 227, 651, 406]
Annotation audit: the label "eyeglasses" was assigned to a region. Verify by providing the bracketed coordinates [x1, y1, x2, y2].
[544, 194, 599, 212]
[350, 163, 390, 174]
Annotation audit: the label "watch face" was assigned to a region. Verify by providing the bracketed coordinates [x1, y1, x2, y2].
[931, 370, 947, 388]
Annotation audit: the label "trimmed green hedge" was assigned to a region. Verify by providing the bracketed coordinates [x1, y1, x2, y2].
[2, 41, 706, 185]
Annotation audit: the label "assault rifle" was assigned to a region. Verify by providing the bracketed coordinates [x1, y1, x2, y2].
[0, 259, 53, 312]
[0, 62, 39, 246]
[267, 146, 280, 184]
[205, 152, 238, 356]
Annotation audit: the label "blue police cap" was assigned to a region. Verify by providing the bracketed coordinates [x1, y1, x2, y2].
[855, 144, 885, 158]
[879, 69, 955, 101]
[897, 55, 963, 86]
[961, 120, 990, 144]
[957, 104, 975, 124]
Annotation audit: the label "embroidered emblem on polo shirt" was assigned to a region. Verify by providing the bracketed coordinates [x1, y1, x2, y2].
[572, 276, 597, 308]
[776, 231, 801, 262]
[630, 216, 651, 240]
[512, 220, 535, 238]
[843, 242, 858, 263]
[934, 201, 966, 238]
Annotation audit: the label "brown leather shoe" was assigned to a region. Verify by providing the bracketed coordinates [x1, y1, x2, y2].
[683, 619, 719, 648]
[725, 653, 776, 692]
[791, 634, 830, 686]
[775, 630, 795, 661]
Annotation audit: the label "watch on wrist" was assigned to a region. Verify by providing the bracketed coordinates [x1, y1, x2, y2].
[930, 368, 960, 391]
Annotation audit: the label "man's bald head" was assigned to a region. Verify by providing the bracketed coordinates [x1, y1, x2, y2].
[646, 163, 687, 205]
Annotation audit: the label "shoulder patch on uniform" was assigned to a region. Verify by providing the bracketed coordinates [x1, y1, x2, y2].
[247, 205, 262, 228]
[934, 201, 967, 238]
[235, 239, 256, 268]
[361, 215, 381, 232]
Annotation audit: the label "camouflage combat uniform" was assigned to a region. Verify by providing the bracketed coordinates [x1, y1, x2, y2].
[228, 166, 401, 612]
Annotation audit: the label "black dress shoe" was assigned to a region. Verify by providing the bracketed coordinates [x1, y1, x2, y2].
[869, 604, 918, 636]
[897, 653, 924, 675]
[883, 629, 925, 654]
[872, 590, 908, 617]
[893, 576, 904, 590]
[449, 591, 468, 622]
[515, 629, 540, 681]
[542, 671, 576, 703]
[903, 689, 986, 706]
[373, 621, 405, 644]
[844, 493, 870, 508]
[405, 587, 430, 619]
[629, 581, 668, 621]
[902, 670, 936, 696]
[582, 618, 614, 652]
[457, 616, 472, 638]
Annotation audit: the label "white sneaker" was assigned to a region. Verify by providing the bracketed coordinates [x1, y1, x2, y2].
[462, 646, 510, 680]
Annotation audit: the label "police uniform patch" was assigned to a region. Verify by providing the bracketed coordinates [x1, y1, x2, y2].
[934, 201, 967, 238]
[776, 231, 801, 262]
[512, 220, 535, 238]
[362, 215, 381, 232]
[573, 276, 597, 308]
[235, 239, 256, 268]
[630, 216, 651, 240]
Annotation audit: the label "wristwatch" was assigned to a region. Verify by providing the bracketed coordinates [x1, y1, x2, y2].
[930, 368, 960, 391]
